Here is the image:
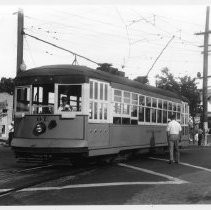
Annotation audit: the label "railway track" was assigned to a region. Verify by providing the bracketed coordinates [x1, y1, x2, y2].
[0, 163, 98, 199]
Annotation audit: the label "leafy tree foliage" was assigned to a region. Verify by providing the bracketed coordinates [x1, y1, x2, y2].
[0, 77, 15, 95]
[156, 67, 201, 121]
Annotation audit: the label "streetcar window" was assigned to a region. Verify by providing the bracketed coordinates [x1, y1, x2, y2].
[114, 90, 122, 102]
[185, 115, 188, 124]
[168, 102, 172, 110]
[94, 102, 98, 119]
[32, 84, 54, 114]
[94, 82, 98, 99]
[177, 113, 181, 121]
[122, 117, 130, 124]
[100, 83, 103, 100]
[104, 84, 108, 101]
[89, 102, 93, 119]
[104, 104, 108, 120]
[158, 99, 162, 109]
[177, 104, 181, 112]
[16, 87, 30, 112]
[114, 103, 121, 114]
[90, 81, 93, 99]
[152, 98, 157, 108]
[123, 91, 130, 115]
[185, 103, 189, 114]
[131, 105, 138, 117]
[152, 109, 156, 123]
[138, 106, 144, 122]
[123, 104, 130, 115]
[124, 91, 130, 103]
[163, 101, 167, 110]
[181, 114, 184, 124]
[113, 117, 121, 124]
[131, 93, 138, 118]
[139, 95, 145, 106]
[146, 97, 151, 107]
[168, 111, 172, 119]
[132, 93, 138, 105]
[157, 110, 162, 123]
[182, 104, 184, 113]
[173, 103, 177, 111]
[114, 89, 122, 114]
[89, 80, 109, 122]
[145, 108, 151, 122]
[99, 103, 103, 119]
[131, 119, 138, 125]
[58, 85, 81, 112]
[163, 111, 167, 123]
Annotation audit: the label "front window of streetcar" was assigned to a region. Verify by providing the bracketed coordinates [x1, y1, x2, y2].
[16, 86, 30, 112]
[32, 84, 55, 114]
[58, 85, 82, 112]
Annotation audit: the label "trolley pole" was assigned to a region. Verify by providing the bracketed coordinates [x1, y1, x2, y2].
[16, 8, 24, 76]
[195, 6, 210, 145]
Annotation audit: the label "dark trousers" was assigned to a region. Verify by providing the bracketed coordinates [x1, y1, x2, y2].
[198, 134, 202, 146]
[168, 134, 180, 162]
[8, 132, 14, 146]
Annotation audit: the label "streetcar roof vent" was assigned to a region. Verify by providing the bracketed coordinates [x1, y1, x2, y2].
[96, 63, 125, 77]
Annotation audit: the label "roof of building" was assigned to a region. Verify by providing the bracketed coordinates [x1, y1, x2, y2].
[15, 64, 186, 102]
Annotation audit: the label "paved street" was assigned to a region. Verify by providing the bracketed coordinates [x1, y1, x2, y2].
[0, 144, 211, 205]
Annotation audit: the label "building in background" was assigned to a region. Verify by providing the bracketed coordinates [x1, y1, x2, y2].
[0, 93, 13, 141]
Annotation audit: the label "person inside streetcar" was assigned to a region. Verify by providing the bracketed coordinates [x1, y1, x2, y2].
[58, 96, 72, 111]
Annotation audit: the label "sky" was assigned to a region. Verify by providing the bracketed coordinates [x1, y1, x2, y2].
[0, 0, 211, 87]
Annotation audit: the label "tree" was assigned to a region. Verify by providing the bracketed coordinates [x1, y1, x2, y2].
[156, 67, 201, 123]
[0, 77, 15, 95]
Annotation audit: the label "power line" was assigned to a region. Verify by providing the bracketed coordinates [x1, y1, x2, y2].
[26, 12, 201, 50]
[146, 35, 175, 77]
[115, 7, 132, 64]
[23, 32, 100, 66]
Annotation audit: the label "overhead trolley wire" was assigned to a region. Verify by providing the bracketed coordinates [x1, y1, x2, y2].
[23, 31, 100, 66]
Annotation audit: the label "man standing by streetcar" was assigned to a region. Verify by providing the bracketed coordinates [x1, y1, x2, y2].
[166, 114, 182, 164]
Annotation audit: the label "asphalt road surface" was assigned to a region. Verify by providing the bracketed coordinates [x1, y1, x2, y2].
[0, 144, 211, 205]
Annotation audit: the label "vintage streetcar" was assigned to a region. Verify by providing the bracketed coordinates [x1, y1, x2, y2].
[11, 65, 189, 162]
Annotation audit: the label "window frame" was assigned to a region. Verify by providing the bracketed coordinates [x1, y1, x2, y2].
[15, 85, 32, 114]
[55, 83, 83, 117]
[89, 79, 110, 123]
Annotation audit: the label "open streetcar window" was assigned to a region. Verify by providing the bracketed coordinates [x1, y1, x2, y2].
[16, 87, 30, 112]
[58, 85, 81, 112]
[32, 84, 54, 114]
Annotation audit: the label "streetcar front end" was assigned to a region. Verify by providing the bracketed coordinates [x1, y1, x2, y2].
[11, 67, 90, 160]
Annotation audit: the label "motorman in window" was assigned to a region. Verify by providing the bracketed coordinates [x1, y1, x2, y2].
[166, 114, 182, 164]
[58, 96, 72, 112]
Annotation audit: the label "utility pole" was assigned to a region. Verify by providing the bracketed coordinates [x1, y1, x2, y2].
[16, 8, 24, 76]
[195, 6, 210, 145]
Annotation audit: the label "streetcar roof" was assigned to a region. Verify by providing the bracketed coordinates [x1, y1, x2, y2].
[15, 65, 187, 102]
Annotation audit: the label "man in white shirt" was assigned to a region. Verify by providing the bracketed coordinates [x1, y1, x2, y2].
[166, 114, 182, 164]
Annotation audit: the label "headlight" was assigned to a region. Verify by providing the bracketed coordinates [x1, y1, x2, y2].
[33, 122, 46, 136]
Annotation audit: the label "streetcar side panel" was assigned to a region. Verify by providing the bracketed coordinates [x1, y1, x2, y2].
[110, 125, 167, 147]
